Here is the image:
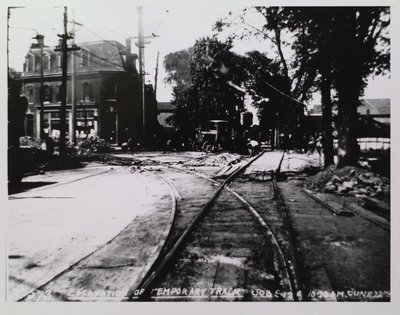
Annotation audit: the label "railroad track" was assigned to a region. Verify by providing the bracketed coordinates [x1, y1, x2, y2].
[125, 151, 304, 301]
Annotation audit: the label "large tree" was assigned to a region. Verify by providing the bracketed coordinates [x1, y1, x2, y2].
[164, 37, 245, 140]
[215, 6, 390, 167]
[215, 7, 318, 149]
[281, 7, 337, 166]
[238, 50, 306, 147]
[330, 7, 390, 167]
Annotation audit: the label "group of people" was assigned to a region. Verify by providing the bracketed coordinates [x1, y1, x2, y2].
[246, 132, 324, 157]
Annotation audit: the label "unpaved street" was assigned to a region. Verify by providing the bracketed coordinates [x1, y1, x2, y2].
[8, 164, 174, 301]
[7, 151, 390, 302]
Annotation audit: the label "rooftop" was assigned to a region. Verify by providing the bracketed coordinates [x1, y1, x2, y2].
[23, 40, 136, 75]
[309, 99, 390, 116]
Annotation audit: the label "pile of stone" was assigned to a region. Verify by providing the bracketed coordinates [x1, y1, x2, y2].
[183, 153, 242, 167]
[322, 169, 389, 200]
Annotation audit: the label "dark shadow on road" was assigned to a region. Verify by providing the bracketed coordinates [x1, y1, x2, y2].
[8, 181, 58, 195]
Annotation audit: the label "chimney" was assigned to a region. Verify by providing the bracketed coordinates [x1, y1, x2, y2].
[125, 38, 132, 55]
[33, 34, 44, 47]
[126, 53, 138, 73]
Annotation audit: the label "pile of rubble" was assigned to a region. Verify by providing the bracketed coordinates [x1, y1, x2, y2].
[306, 165, 390, 201]
[280, 152, 322, 173]
[183, 153, 243, 167]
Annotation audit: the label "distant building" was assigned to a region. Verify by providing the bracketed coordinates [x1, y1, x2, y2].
[21, 37, 156, 145]
[309, 99, 390, 126]
[307, 98, 390, 150]
[308, 99, 390, 132]
[357, 98, 390, 126]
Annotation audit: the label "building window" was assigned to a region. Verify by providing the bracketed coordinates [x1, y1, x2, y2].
[43, 54, 50, 70]
[81, 51, 90, 67]
[44, 111, 69, 139]
[82, 82, 93, 101]
[27, 88, 34, 103]
[27, 56, 34, 72]
[56, 84, 62, 102]
[44, 85, 53, 102]
[76, 109, 96, 138]
[57, 54, 62, 68]
[26, 114, 34, 136]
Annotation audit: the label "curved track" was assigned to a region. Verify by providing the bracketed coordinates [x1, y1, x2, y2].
[126, 152, 304, 301]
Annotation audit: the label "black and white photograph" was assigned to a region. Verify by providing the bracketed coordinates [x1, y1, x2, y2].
[2, 0, 398, 312]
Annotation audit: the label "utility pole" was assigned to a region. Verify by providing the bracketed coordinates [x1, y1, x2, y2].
[58, 7, 69, 155]
[71, 9, 77, 145]
[130, 7, 158, 142]
[137, 7, 146, 141]
[154, 51, 159, 98]
[55, 6, 79, 155]
[33, 34, 45, 140]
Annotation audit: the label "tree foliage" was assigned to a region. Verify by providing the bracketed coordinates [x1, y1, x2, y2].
[164, 49, 192, 87]
[330, 7, 390, 166]
[214, 8, 315, 148]
[239, 51, 305, 144]
[215, 6, 390, 166]
[164, 37, 245, 139]
[214, 7, 319, 103]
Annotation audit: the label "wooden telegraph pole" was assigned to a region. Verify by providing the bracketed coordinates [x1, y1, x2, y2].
[130, 7, 158, 143]
[154, 51, 159, 98]
[71, 10, 77, 145]
[55, 7, 79, 155]
[137, 7, 146, 141]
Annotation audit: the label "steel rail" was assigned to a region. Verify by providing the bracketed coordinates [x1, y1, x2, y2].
[125, 151, 265, 300]
[127, 151, 302, 301]
[176, 152, 302, 301]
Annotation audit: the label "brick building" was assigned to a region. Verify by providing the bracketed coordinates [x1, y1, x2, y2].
[21, 37, 156, 145]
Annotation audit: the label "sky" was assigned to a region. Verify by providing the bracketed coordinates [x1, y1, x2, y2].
[6, 0, 392, 104]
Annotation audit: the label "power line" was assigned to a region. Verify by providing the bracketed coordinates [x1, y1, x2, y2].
[241, 66, 309, 107]
[20, 16, 124, 63]
[66, 19, 126, 69]
[10, 26, 38, 34]
[69, 25, 132, 70]
[70, 50, 125, 70]
[263, 80, 309, 108]
[70, 51, 106, 68]
[78, 27, 122, 51]
[84, 50, 125, 69]
[228, 79, 309, 110]
[152, 9, 170, 34]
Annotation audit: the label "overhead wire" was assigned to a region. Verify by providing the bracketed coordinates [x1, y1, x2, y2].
[82, 49, 124, 69]
[70, 50, 124, 70]
[64, 19, 127, 70]
[15, 14, 128, 79]
[227, 77, 309, 109]
[151, 9, 170, 34]
[263, 80, 309, 108]
[78, 26, 122, 51]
